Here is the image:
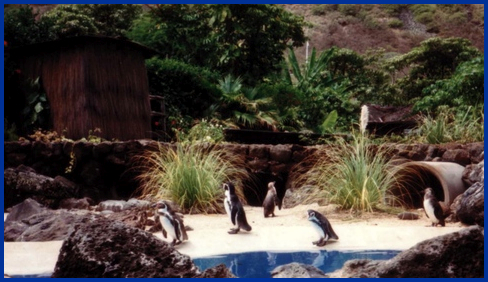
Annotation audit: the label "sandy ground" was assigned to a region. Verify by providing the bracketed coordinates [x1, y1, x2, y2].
[4, 204, 464, 276]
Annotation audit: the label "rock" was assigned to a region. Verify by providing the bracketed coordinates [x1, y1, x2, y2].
[4, 198, 47, 223]
[126, 198, 152, 209]
[96, 200, 129, 212]
[4, 209, 94, 242]
[269, 145, 293, 163]
[456, 182, 484, 227]
[441, 149, 471, 166]
[105, 208, 148, 230]
[397, 212, 419, 220]
[335, 226, 484, 278]
[59, 197, 93, 210]
[271, 262, 328, 278]
[462, 160, 484, 187]
[4, 167, 79, 210]
[196, 264, 237, 278]
[51, 216, 228, 278]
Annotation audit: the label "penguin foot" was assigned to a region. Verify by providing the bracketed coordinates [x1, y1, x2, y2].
[228, 228, 240, 234]
[313, 239, 326, 247]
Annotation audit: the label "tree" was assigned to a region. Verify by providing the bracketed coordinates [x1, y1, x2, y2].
[415, 56, 484, 115]
[43, 4, 142, 38]
[385, 37, 482, 106]
[127, 4, 307, 83]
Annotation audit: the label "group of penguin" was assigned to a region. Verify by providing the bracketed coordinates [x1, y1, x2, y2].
[152, 182, 447, 247]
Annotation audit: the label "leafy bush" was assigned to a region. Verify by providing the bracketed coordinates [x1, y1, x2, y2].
[135, 143, 248, 214]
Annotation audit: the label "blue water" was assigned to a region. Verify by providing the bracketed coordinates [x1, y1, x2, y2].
[12, 250, 400, 278]
[193, 250, 401, 278]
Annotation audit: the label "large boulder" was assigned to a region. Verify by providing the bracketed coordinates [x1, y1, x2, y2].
[332, 226, 484, 278]
[456, 182, 484, 227]
[51, 216, 234, 278]
[271, 262, 328, 278]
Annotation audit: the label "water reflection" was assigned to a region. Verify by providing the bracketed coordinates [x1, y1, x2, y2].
[193, 250, 400, 278]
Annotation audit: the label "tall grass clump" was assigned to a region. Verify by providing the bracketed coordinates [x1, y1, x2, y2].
[419, 107, 484, 144]
[134, 143, 247, 214]
[304, 132, 400, 213]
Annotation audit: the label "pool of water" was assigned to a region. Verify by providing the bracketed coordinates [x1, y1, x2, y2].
[193, 250, 401, 278]
[11, 250, 401, 278]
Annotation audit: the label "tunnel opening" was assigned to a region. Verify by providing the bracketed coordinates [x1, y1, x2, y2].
[388, 166, 445, 209]
[242, 172, 288, 207]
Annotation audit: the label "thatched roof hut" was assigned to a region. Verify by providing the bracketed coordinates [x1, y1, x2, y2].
[9, 35, 158, 141]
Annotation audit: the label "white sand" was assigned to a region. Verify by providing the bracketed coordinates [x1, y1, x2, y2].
[4, 204, 464, 276]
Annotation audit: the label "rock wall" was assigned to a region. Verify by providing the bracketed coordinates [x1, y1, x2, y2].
[4, 140, 484, 209]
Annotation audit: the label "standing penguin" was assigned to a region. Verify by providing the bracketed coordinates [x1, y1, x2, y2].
[422, 187, 446, 227]
[263, 181, 281, 218]
[307, 209, 338, 247]
[222, 182, 252, 234]
[153, 201, 188, 246]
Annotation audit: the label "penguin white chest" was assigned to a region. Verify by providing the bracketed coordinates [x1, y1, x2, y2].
[423, 199, 439, 223]
[310, 221, 325, 239]
[224, 191, 232, 221]
[160, 214, 178, 240]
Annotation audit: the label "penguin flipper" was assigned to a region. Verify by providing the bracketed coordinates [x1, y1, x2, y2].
[230, 204, 238, 226]
[274, 195, 282, 210]
[237, 208, 252, 231]
[161, 226, 168, 238]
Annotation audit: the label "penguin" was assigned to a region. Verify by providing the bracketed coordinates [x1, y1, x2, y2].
[222, 182, 252, 234]
[307, 209, 338, 247]
[422, 187, 446, 227]
[153, 200, 188, 246]
[263, 181, 281, 218]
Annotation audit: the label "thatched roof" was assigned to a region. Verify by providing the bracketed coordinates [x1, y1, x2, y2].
[10, 36, 158, 141]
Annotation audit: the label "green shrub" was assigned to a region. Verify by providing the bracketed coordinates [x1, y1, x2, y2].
[338, 4, 360, 17]
[388, 19, 404, 28]
[300, 133, 401, 213]
[311, 4, 337, 15]
[135, 142, 248, 214]
[178, 119, 225, 144]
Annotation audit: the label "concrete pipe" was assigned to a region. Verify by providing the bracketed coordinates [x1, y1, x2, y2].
[388, 161, 467, 209]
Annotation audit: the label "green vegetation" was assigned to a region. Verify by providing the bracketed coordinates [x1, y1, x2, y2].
[4, 4, 484, 146]
[302, 133, 401, 212]
[419, 107, 484, 144]
[135, 143, 247, 214]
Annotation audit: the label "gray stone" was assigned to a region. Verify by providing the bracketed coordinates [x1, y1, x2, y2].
[334, 226, 484, 278]
[4, 209, 94, 242]
[462, 160, 484, 187]
[96, 200, 129, 212]
[397, 212, 419, 220]
[456, 182, 484, 227]
[271, 262, 328, 278]
[4, 198, 47, 223]
[4, 167, 79, 210]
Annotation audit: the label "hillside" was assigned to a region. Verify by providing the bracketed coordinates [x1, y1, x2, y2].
[282, 4, 483, 62]
[19, 4, 484, 59]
